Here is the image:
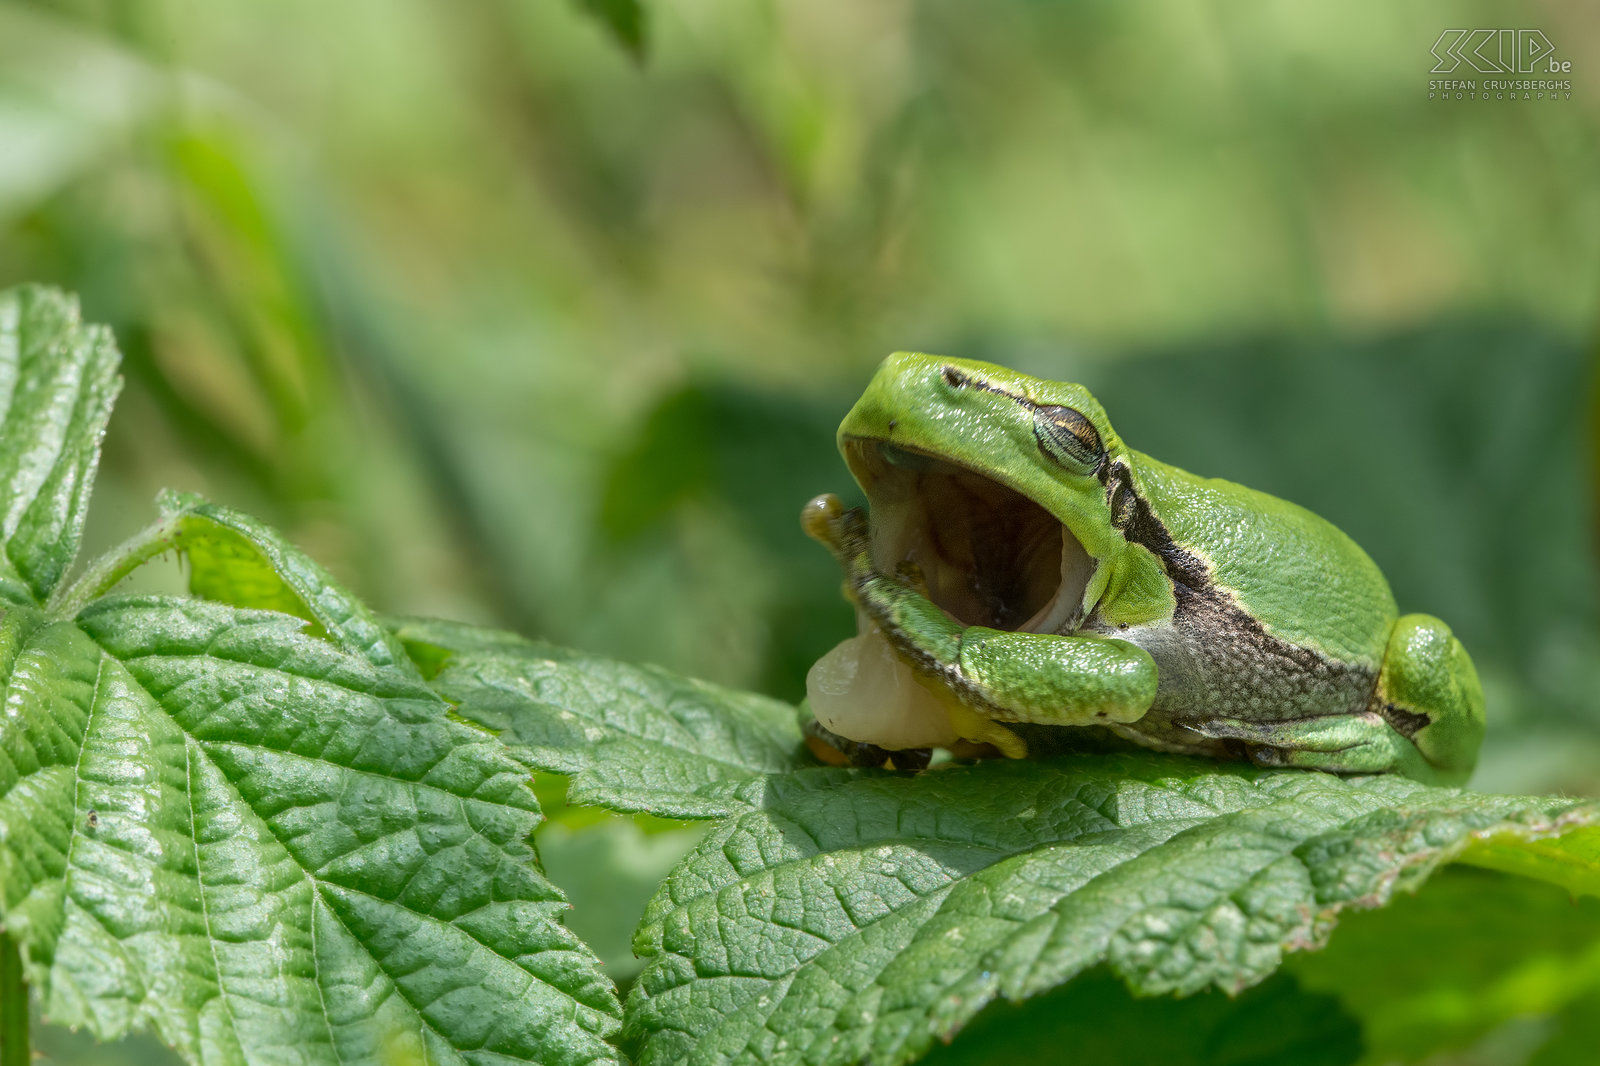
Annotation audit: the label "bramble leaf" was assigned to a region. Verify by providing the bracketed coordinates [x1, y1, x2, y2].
[623, 756, 1599, 1066]
[160, 492, 420, 676]
[59, 490, 418, 676]
[399, 620, 812, 819]
[0, 598, 623, 1066]
[0, 286, 119, 607]
[0, 284, 624, 1066]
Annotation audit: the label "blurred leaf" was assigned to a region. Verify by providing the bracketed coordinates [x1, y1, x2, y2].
[0, 285, 119, 606]
[923, 968, 1361, 1066]
[1528, 986, 1600, 1066]
[165, 130, 323, 437]
[598, 379, 849, 549]
[0, 6, 166, 219]
[598, 386, 715, 544]
[33, 1013, 184, 1066]
[539, 815, 707, 981]
[572, 0, 648, 62]
[1289, 867, 1600, 1064]
[402, 619, 814, 819]
[596, 377, 859, 697]
[623, 755, 1600, 1066]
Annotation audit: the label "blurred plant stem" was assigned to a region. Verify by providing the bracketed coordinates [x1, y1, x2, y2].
[0, 932, 26, 1066]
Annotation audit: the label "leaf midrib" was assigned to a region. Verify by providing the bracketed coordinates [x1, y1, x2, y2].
[183, 736, 251, 1064]
[175, 683, 601, 1058]
[55, 653, 151, 1005]
[66, 619, 606, 1062]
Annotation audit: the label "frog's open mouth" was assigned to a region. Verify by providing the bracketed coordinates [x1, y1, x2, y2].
[803, 440, 1098, 755]
[846, 439, 1095, 634]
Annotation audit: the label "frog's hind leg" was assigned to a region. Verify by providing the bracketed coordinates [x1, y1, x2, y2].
[1191, 712, 1437, 781]
[1190, 614, 1484, 785]
[1368, 613, 1485, 784]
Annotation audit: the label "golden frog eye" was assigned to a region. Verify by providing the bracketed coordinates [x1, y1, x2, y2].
[1033, 404, 1104, 473]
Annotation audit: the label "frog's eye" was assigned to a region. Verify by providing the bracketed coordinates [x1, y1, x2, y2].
[1033, 405, 1104, 473]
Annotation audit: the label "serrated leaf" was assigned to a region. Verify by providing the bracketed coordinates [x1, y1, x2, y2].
[624, 755, 1600, 1066]
[398, 621, 812, 819]
[0, 597, 623, 1066]
[393, 618, 580, 679]
[155, 492, 419, 677]
[0, 285, 120, 607]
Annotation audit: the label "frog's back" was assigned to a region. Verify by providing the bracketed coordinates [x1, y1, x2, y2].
[1129, 451, 1397, 669]
[1086, 453, 1398, 751]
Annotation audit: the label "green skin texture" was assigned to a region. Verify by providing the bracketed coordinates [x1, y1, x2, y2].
[809, 353, 1485, 785]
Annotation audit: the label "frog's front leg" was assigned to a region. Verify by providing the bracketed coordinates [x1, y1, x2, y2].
[1190, 614, 1485, 785]
[804, 496, 1158, 758]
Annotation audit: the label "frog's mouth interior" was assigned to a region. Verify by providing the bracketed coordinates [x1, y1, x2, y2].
[846, 438, 1095, 634]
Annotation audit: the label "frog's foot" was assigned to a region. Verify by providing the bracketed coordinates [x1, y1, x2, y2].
[1186, 713, 1438, 781]
[1372, 614, 1485, 785]
[801, 715, 932, 771]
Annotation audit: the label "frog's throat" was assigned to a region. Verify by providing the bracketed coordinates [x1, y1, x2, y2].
[844, 439, 1096, 637]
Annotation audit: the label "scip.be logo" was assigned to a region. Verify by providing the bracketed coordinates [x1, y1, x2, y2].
[1429, 30, 1570, 74]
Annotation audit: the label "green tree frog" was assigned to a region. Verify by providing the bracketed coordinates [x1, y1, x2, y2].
[802, 353, 1485, 784]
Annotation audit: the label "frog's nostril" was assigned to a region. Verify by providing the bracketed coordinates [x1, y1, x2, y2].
[942, 365, 969, 389]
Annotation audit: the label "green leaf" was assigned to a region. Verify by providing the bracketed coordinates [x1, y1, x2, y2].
[921, 968, 1361, 1066]
[624, 755, 1600, 1066]
[60, 492, 419, 677]
[0, 597, 623, 1066]
[1528, 985, 1600, 1066]
[400, 621, 813, 819]
[0, 285, 120, 607]
[163, 492, 420, 676]
[393, 617, 578, 679]
[0, 286, 625, 1064]
[1286, 867, 1600, 1063]
[539, 816, 708, 981]
[572, 0, 647, 62]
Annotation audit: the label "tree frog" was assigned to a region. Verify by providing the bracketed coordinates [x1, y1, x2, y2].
[802, 353, 1484, 785]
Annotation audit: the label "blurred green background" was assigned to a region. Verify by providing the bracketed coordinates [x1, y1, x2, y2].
[3, 1, 1600, 1063]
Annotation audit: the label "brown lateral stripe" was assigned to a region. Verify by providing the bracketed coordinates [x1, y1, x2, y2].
[1098, 461, 1212, 591]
